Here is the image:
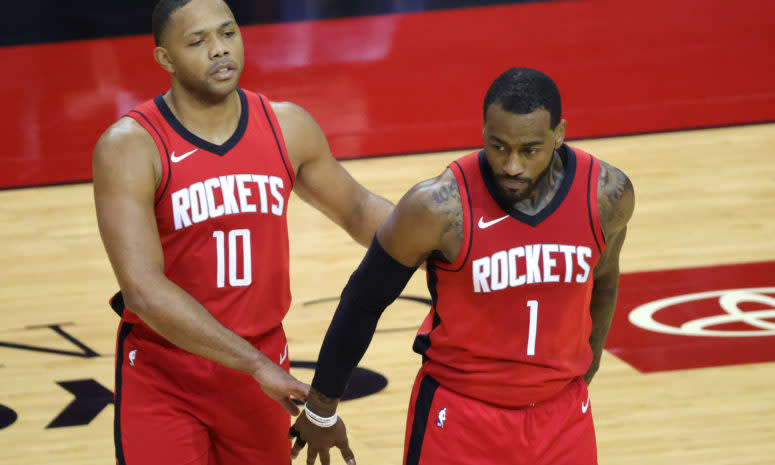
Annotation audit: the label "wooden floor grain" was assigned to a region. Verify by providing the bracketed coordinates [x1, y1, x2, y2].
[1, 123, 773, 464]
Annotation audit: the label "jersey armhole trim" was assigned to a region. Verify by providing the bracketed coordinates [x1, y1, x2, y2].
[127, 110, 171, 206]
[257, 94, 295, 188]
[434, 160, 473, 272]
[586, 154, 604, 254]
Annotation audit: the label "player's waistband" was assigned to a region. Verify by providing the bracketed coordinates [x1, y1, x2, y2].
[419, 361, 579, 409]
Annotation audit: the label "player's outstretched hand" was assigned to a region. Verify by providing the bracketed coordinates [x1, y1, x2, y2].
[252, 359, 310, 415]
[290, 410, 355, 465]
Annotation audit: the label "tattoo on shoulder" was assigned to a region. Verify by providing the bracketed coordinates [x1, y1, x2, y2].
[598, 161, 634, 236]
[430, 176, 464, 257]
[431, 182, 452, 204]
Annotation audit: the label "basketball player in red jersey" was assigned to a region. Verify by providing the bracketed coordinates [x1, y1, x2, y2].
[290, 67, 635, 465]
[92, 0, 392, 463]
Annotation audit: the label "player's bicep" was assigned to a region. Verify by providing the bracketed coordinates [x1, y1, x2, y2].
[377, 177, 452, 267]
[597, 160, 634, 242]
[594, 225, 626, 284]
[294, 152, 366, 229]
[274, 101, 367, 229]
[93, 122, 164, 295]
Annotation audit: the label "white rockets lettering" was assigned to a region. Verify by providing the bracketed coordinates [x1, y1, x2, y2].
[472, 244, 592, 293]
[171, 174, 285, 230]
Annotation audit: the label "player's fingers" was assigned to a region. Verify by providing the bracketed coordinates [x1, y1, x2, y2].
[282, 397, 301, 416]
[306, 447, 318, 465]
[291, 437, 307, 459]
[319, 447, 331, 465]
[339, 445, 356, 465]
[292, 380, 310, 401]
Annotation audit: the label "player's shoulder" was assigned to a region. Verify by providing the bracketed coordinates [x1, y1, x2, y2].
[267, 100, 327, 168]
[380, 168, 463, 263]
[269, 100, 315, 130]
[95, 117, 156, 156]
[93, 117, 159, 180]
[596, 158, 635, 236]
[396, 168, 461, 228]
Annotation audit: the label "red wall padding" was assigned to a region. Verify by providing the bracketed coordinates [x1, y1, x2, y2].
[1, 0, 773, 188]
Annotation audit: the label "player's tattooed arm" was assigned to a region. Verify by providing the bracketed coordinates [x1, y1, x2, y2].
[377, 168, 463, 267]
[586, 160, 635, 385]
[429, 170, 464, 263]
[597, 160, 634, 241]
[305, 387, 340, 416]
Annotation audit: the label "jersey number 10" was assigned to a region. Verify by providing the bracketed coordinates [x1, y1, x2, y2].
[213, 229, 252, 288]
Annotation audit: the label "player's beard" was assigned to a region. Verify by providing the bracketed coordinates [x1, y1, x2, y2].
[497, 155, 555, 205]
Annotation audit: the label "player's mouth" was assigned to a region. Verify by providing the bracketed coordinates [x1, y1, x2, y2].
[210, 61, 237, 81]
[500, 178, 528, 190]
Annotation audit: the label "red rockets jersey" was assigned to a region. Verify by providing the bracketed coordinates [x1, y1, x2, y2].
[122, 89, 294, 340]
[414, 146, 605, 408]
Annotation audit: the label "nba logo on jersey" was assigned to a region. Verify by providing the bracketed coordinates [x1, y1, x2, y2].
[437, 407, 447, 428]
[129, 349, 137, 367]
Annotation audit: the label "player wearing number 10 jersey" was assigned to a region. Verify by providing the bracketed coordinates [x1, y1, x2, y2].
[119, 89, 296, 340]
[291, 68, 635, 465]
[92, 1, 392, 464]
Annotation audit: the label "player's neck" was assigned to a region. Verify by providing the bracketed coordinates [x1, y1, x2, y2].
[163, 85, 242, 146]
[513, 151, 565, 215]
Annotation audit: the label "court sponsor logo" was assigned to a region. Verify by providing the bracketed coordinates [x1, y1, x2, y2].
[629, 287, 775, 337]
[606, 261, 775, 372]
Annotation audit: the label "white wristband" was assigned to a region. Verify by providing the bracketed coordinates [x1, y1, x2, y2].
[304, 403, 338, 428]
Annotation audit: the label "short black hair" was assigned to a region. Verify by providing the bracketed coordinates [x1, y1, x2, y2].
[483, 68, 562, 128]
[152, 0, 194, 45]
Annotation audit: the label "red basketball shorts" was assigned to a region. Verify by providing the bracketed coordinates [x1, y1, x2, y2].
[403, 370, 597, 465]
[113, 322, 292, 465]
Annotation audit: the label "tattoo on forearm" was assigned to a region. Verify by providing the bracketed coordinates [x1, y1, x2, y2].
[308, 388, 340, 416]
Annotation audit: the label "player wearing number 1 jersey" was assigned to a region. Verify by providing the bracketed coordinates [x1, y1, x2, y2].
[92, 0, 391, 464]
[291, 68, 634, 465]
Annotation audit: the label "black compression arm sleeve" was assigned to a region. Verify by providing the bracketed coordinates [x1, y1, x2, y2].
[311, 236, 418, 399]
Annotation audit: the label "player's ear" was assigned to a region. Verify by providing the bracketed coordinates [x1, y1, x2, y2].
[553, 119, 567, 150]
[154, 46, 175, 74]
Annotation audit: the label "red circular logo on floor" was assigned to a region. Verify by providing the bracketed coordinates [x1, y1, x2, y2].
[605, 261, 775, 372]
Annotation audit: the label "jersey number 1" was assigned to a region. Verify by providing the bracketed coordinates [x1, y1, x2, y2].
[213, 229, 252, 288]
[526, 300, 538, 356]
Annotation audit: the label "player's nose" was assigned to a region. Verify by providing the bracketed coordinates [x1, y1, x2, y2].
[209, 37, 230, 59]
[501, 153, 524, 176]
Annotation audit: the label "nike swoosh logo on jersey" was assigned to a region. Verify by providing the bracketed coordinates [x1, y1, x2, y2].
[279, 343, 288, 364]
[478, 215, 510, 229]
[581, 393, 590, 414]
[170, 148, 198, 163]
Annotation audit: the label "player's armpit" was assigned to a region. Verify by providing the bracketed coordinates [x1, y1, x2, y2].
[377, 168, 464, 267]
